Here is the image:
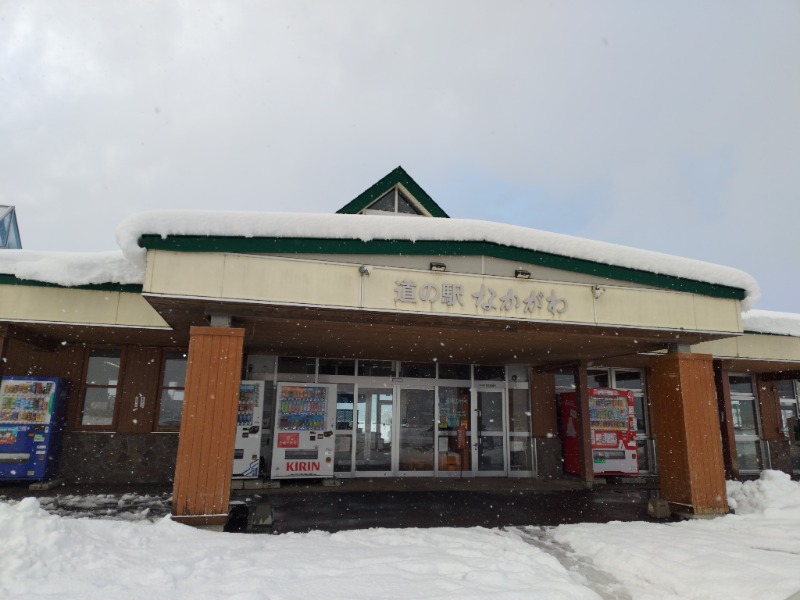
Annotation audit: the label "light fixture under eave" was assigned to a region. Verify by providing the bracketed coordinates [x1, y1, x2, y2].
[514, 269, 531, 279]
[430, 262, 447, 272]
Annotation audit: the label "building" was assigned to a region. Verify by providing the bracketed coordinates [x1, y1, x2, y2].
[0, 168, 798, 527]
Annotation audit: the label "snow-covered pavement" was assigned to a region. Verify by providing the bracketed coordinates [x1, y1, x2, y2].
[1, 472, 799, 600]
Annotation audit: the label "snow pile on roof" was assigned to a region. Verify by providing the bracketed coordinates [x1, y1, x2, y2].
[0, 250, 144, 286]
[742, 309, 800, 337]
[116, 210, 761, 308]
[727, 470, 800, 514]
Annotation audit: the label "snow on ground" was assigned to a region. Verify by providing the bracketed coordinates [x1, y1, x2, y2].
[1, 472, 799, 600]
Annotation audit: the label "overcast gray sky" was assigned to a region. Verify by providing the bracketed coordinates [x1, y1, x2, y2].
[2, 1, 798, 311]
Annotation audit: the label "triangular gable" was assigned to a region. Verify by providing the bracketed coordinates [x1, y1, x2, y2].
[336, 166, 450, 218]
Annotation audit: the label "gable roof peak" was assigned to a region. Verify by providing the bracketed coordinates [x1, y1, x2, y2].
[336, 166, 449, 218]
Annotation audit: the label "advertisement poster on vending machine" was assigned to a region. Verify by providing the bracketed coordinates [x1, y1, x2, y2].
[0, 377, 67, 481]
[272, 383, 336, 478]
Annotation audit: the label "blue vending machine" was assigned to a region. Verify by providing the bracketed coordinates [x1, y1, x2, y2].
[0, 377, 67, 481]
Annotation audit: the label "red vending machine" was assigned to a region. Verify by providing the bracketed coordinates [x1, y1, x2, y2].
[560, 388, 638, 476]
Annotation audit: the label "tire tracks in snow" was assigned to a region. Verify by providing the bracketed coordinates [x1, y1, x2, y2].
[509, 526, 632, 600]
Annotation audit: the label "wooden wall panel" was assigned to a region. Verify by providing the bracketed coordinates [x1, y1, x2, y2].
[117, 347, 162, 434]
[172, 327, 244, 526]
[714, 362, 738, 478]
[650, 353, 727, 515]
[756, 375, 783, 442]
[531, 371, 557, 438]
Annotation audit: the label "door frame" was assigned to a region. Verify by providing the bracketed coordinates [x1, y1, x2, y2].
[471, 382, 508, 476]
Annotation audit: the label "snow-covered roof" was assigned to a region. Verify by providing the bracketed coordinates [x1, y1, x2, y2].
[115, 210, 761, 309]
[0, 209, 763, 310]
[742, 310, 800, 337]
[0, 250, 143, 287]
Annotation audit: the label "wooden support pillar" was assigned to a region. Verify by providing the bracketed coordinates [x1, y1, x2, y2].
[574, 363, 594, 487]
[530, 370, 561, 478]
[172, 326, 244, 528]
[650, 353, 728, 515]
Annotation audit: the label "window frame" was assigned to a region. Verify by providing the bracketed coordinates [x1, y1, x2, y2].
[77, 346, 125, 431]
[728, 372, 766, 473]
[154, 350, 188, 432]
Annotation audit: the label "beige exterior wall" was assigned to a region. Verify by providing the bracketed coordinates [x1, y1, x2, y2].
[145, 250, 743, 334]
[693, 333, 800, 362]
[273, 252, 655, 289]
[0, 285, 169, 328]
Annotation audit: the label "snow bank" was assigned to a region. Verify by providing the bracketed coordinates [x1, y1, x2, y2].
[0, 498, 598, 600]
[3, 483, 800, 600]
[0, 250, 144, 287]
[727, 470, 800, 514]
[742, 309, 800, 337]
[116, 211, 760, 308]
[552, 472, 800, 600]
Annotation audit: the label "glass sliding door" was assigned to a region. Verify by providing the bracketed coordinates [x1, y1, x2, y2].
[333, 384, 355, 473]
[474, 386, 506, 474]
[437, 386, 471, 473]
[355, 388, 393, 472]
[398, 388, 435, 472]
[508, 388, 534, 473]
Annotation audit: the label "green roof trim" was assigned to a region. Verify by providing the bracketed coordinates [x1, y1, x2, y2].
[0, 273, 143, 294]
[336, 166, 450, 217]
[138, 234, 747, 301]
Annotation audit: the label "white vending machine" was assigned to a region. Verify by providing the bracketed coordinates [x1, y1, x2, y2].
[272, 383, 336, 479]
[232, 380, 266, 479]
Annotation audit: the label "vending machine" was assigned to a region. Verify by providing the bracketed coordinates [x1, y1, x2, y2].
[560, 388, 638, 476]
[272, 383, 336, 479]
[0, 377, 67, 481]
[232, 380, 266, 479]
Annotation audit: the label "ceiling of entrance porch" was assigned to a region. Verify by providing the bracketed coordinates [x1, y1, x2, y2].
[143, 296, 736, 368]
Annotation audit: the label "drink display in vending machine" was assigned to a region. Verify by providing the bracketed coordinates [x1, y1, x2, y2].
[0, 377, 67, 481]
[272, 383, 336, 478]
[560, 388, 638, 476]
[232, 380, 265, 479]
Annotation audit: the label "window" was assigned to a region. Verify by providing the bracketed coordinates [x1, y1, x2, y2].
[438, 363, 471, 381]
[474, 365, 505, 381]
[318, 359, 355, 376]
[399, 362, 436, 379]
[778, 380, 799, 434]
[363, 188, 423, 216]
[357, 360, 394, 377]
[157, 352, 188, 429]
[729, 374, 764, 472]
[80, 349, 122, 428]
[587, 369, 610, 388]
[278, 356, 316, 375]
